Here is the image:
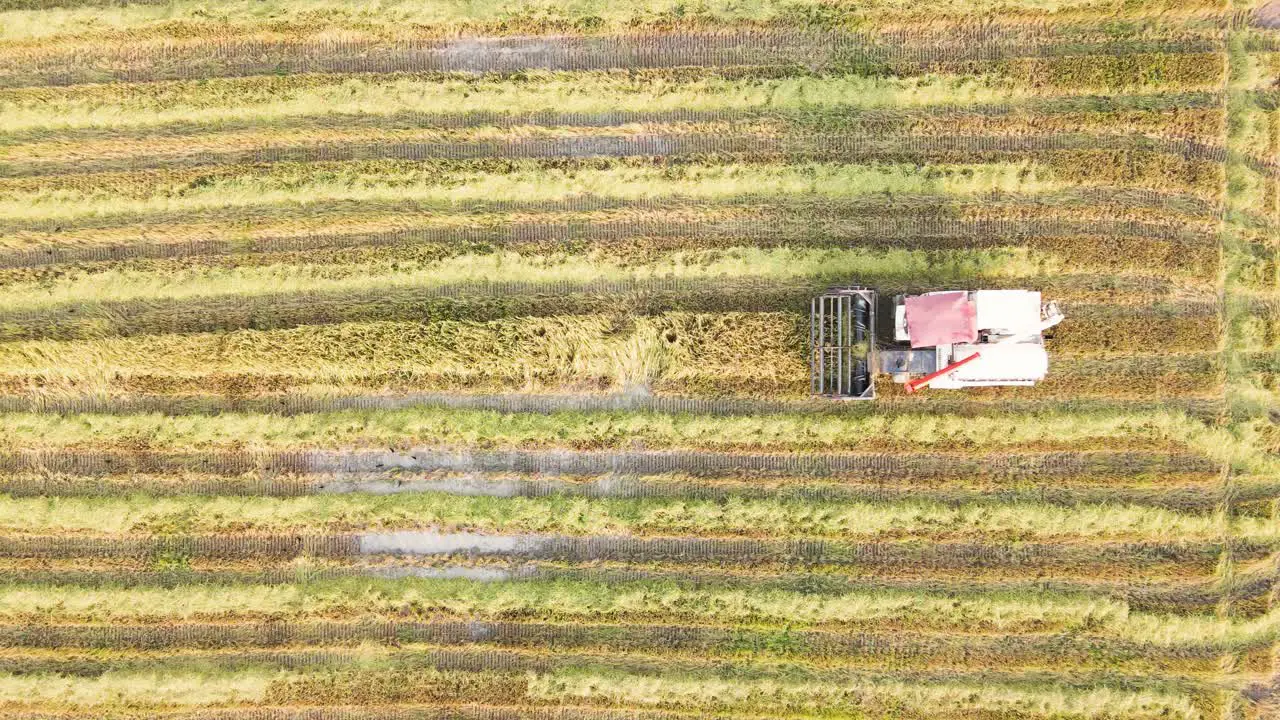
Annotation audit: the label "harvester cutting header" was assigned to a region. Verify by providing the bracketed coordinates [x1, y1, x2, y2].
[811, 287, 1065, 399]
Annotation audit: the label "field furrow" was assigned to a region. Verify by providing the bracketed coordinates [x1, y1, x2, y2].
[0, 621, 1229, 674]
[0, 31, 1228, 88]
[0, 469, 1232, 512]
[0, 133, 1236, 179]
[0, 95, 1226, 150]
[0, 186, 1219, 236]
[0, 216, 1216, 271]
[0, 281, 1214, 342]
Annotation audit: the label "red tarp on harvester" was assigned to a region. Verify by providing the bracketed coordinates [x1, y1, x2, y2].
[905, 291, 978, 348]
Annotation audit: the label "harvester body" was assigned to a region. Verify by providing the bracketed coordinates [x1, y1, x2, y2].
[810, 287, 1064, 399]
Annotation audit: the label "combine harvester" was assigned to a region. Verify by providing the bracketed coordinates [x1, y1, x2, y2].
[811, 287, 1065, 399]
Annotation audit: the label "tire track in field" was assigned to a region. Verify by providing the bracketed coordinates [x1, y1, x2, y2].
[0, 447, 1218, 479]
[0, 217, 1212, 270]
[0, 31, 1223, 88]
[220, 375, 1232, 403]
[0, 643, 1221, 691]
[0, 620, 1226, 670]
[0, 133, 1236, 179]
[0, 532, 1244, 572]
[0, 470, 1230, 511]
[0, 428, 1230, 508]
[0, 368, 1225, 416]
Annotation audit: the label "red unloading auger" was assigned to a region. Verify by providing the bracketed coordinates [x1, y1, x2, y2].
[903, 351, 981, 394]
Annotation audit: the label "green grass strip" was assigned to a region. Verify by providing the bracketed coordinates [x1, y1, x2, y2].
[0, 493, 1254, 540]
[0, 161, 1055, 225]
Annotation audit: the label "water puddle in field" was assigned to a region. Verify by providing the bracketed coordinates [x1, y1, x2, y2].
[319, 475, 525, 497]
[358, 530, 545, 556]
[363, 564, 523, 582]
[316, 472, 645, 499]
[438, 37, 556, 73]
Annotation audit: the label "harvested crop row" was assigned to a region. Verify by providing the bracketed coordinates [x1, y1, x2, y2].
[0, 491, 1255, 541]
[0, 0, 1230, 43]
[0, 0, 874, 43]
[0, 446, 1219, 485]
[0, 131, 1232, 179]
[0, 197, 1220, 258]
[0, 659, 1213, 719]
[0, 468, 1229, 512]
[0, 308, 1218, 400]
[0, 648, 1216, 702]
[0, 573, 1212, 635]
[526, 664, 1209, 719]
[0, 245, 1215, 315]
[0, 531, 1239, 581]
[0, 155, 1154, 204]
[0, 282, 815, 342]
[0, 103, 1227, 159]
[0, 30, 1227, 89]
[0, 404, 1218, 454]
[0, 152, 1225, 215]
[0, 231, 1218, 289]
[0, 311, 803, 397]
[0, 618, 1257, 711]
[0, 72, 1218, 138]
[0, 185, 1217, 237]
[0, 160, 1065, 229]
[0, 378, 1226, 419]
[0, 0, 795, 40]
[509, 561, 1276, 614]
[0, 557, 1245, 613]
[0, 246, 1109, 313]
[11, 22, 1222, 57]
[0, 650, 1227, 718]
[0, 620, 1230, 674]
[0, 275, 1198, 341]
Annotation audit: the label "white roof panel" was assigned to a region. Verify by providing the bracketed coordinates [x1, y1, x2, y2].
[973, 290, 1041, 333]
[948, 343, 1049, 382]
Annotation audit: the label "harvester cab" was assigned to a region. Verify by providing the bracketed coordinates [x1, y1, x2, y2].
[810, 287, 1064, 399]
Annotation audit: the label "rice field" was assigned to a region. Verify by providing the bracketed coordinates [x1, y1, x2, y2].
[1, 0, 1279, 718]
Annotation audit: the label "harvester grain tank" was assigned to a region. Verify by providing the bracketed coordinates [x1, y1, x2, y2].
[810, 287, 1064, 399]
